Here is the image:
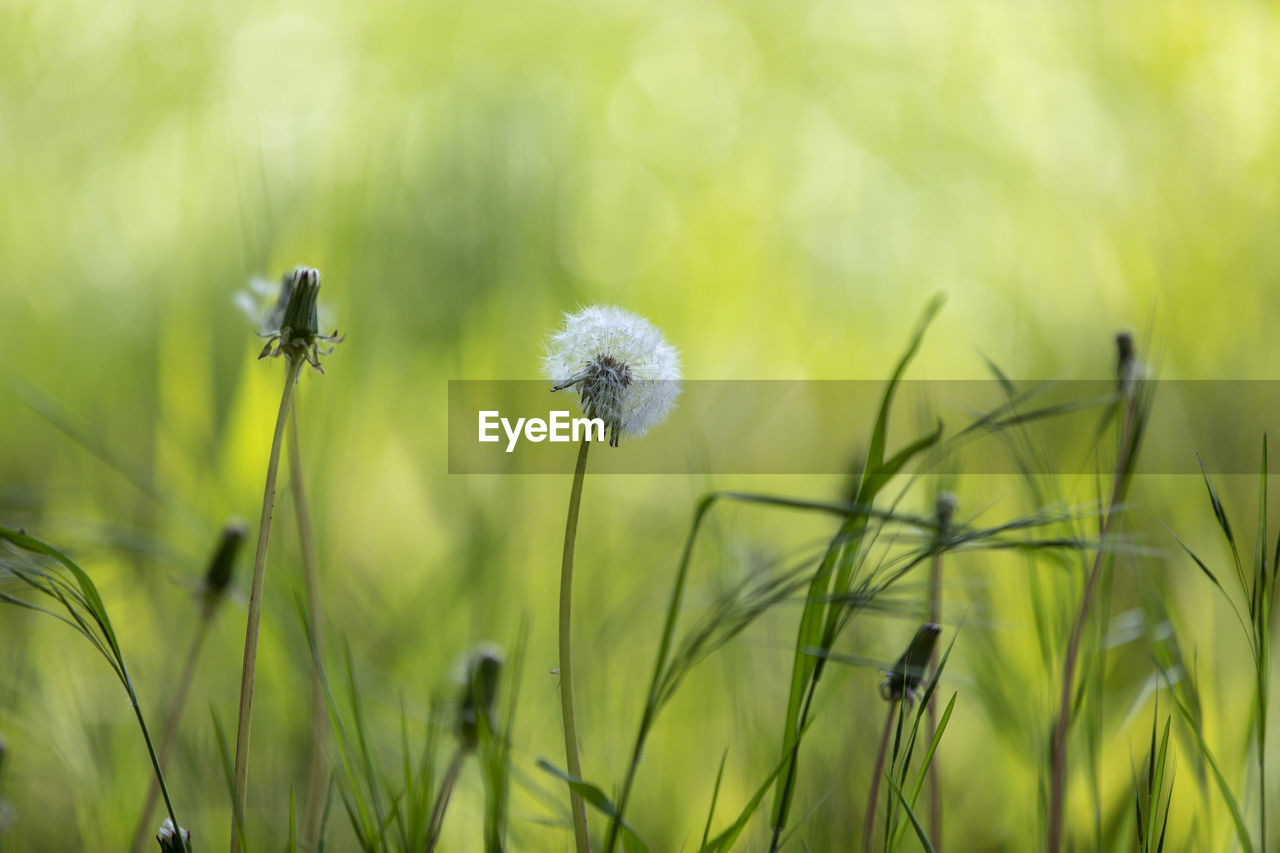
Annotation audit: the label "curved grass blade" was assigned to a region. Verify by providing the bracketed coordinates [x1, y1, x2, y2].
[535, 759, 650, 852]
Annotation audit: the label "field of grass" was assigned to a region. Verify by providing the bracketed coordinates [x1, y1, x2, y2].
[2, 1, 1280, 851]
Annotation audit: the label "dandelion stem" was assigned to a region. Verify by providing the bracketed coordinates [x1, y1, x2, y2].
[863, 702, 897, 853]
[559, 438, 592, 853]
[230, 353, 304, 853]
[128, 616, 211, 853]
[289, 408, 329, 849]
[1047, 393, 1138, 853]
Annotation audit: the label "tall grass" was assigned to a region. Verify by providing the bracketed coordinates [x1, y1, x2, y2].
[4, 302, 1277, 853]
[0, 526, 190, 853]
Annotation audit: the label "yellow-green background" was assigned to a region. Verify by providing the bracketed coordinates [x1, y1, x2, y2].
[2, 0, 1278, 850]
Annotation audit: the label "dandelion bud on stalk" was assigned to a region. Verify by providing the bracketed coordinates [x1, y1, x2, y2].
[454, 644, 504, 749]
[1115, 329, 1142, 395]
[156, 818, 191, 853]
[199, 520, 246, 616]
[935, 491, 957, 532]
[256, 266, 344, 373]
[879, 623, 942, 706]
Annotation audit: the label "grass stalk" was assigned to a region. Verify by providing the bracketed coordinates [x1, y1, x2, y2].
[289, 409, 330, 849]
[425, 744, 468, 852]
[128, 616, 212, 853]
[925, 505, 948, 850]
[1047, 386, 1141, 853]
[231, 353, 305, 852]
[126, 669, 189, 853]
[559, 438, 592, 853]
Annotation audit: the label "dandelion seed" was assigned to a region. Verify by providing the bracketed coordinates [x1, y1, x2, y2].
[542, 305, 681, 447]
[253, 266, 344, 373]
[155, 818, 191, 853]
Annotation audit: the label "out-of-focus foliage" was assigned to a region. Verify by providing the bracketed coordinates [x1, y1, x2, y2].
[2, 0, 1279, 850]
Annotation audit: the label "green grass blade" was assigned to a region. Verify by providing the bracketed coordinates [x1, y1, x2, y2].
[535, 759, 650, 852]
[886, 776, 936, 853]
[706, 718, 815, 853]
[701, 749, 729, 850]
[889, 693, 956, 851]
[213, 709, 251, 853]
[1197, 454, 1246, 597]
[1168, 689, 1253, 853]
[0, 525, 123, 659]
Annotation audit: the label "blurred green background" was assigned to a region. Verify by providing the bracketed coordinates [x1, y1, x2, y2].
[2, 0, 1279, 850]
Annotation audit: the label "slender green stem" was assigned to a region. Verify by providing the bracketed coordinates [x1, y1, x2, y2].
[926, 546, 943, 850]
[1047, 396, 1138, 853]
[289, 408, 329, 849]
[231, 354, 304, 853]
[426, 744, 468, 852]
[559, 439, 591, 853]
[862, 702, 897, 853]
[129, 616, 211, 853]
[1257, 676, 1267, 853]
[605, 495, 714, 853]
[124, 663, 189, 853]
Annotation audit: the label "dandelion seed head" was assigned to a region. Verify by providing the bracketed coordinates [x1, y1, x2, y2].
[156, 818, 191, 852]
[542, 305, 681, 446]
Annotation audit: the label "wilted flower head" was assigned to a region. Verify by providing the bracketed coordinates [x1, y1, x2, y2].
[156, 818, 191, 852]
[252, 266, 343, 373]
[453, 643, 503, 749]
[542, 305, 681, 447]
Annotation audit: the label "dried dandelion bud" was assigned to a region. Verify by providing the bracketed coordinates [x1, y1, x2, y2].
[256, 266, 344, 373]
[454, 644, 503, 749]
[200, 520, 247, 614]
[156, 818, 191, 852]
[880, 624, 941, 706]
[543, 306, 681, 447]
